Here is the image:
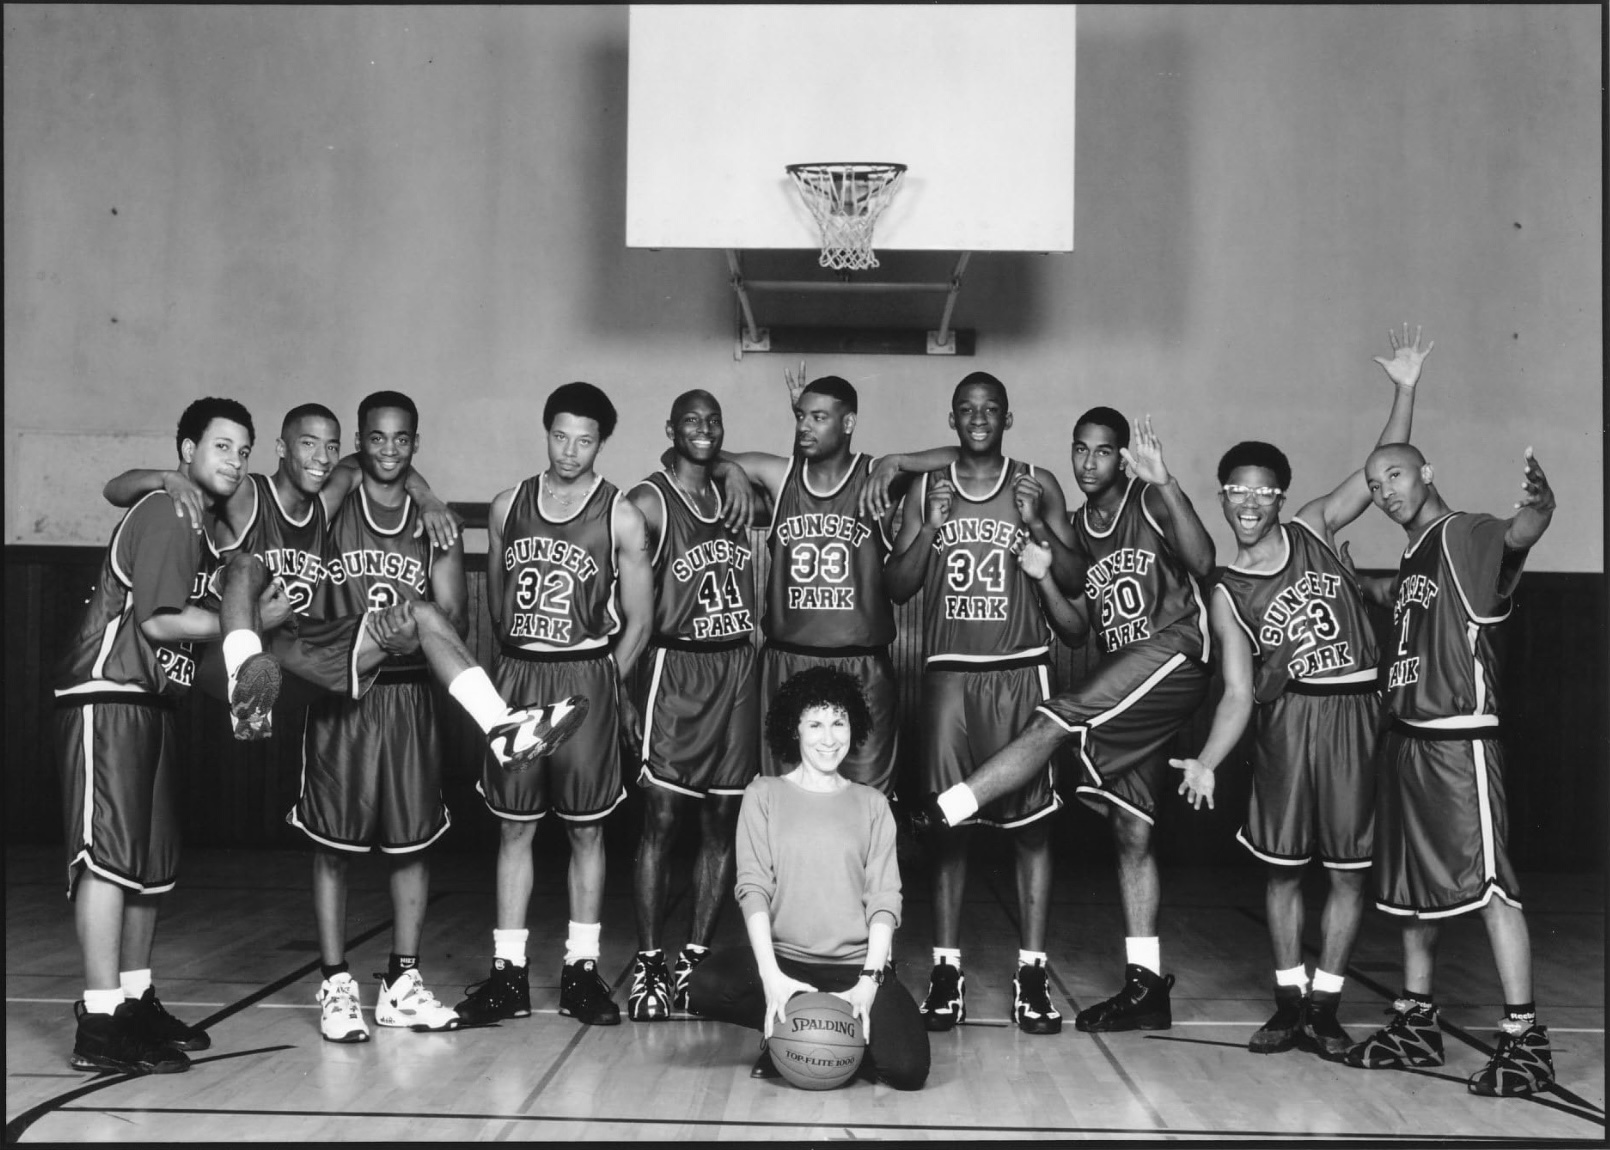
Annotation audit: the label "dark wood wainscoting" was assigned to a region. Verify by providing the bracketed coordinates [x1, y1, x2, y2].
[6, 544, 1603, 871]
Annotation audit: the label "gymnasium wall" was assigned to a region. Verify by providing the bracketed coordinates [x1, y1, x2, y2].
[3, 5, 1601, 572]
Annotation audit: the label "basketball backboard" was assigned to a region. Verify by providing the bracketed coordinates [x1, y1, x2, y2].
[626, 6, 1075, 254]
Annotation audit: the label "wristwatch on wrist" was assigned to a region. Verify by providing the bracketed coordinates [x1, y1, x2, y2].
[860, 968, 885, 985]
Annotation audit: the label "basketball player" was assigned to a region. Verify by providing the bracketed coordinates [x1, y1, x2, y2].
[103, 411, 463, 738]
[1343, 440, 1557, 1097]
[454, 383, 653, 1029]
[920, 409, 1216, 1035]
[700, 366, 904, 795]
[56, 398, 285, 1074]
[1211, 327, 1428, 1057]
[623, 390, 761, 1022]
[883, 371, 1084, 1036]
[285, 391, 572, 1041]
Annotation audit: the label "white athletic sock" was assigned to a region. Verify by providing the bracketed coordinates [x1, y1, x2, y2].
[493, 928, 529, 966]
[933, 947, 962, 968]
[1018, 950, 1048, 969]
[222, 630, 261, 680]
[449, 667, 510, 734]
[936, 784, 979, 826]
[565, 922, 602, 963]
[1312, 969, 1345, 995]
[1275, 965, 1311, 991]
[1126, 937, 1161, 976]
[84, 988, 125, 1016]
[119, 969, 153, 998]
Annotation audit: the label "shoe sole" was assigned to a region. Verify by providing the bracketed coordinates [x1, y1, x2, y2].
[1346, 1054, 1445, 1069]
[70, 1051, 189, 1074]
[230, 656, 282, 740]
[321, 1029, 371, 1044]
[1075, 1014, 1172, 1033]
[628, 1008, 669, 1022]
[159, 1032, 211, 1052]
[1249, 1033, 1299, 1054]
[560, 1007, 622, 1026]
[1294, 1031, 1351, 1060]
[1018, 1018, 1063, 1035]
[374, 1014, 461, 1032]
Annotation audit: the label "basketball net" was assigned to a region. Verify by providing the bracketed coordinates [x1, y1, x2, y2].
[787, 163, 907, 272]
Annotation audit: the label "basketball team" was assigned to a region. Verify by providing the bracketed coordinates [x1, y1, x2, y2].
[53, 323, 1560, 1099]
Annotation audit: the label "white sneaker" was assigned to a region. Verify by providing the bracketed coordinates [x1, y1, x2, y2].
[489, 695, 590, 771]
[374, 969, 460, 1032]
[317, 973, 370, 1043]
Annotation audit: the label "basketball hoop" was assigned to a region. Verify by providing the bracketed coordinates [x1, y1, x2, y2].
[787, 163, 907, 272]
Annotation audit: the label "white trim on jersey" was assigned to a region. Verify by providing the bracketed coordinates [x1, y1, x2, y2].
[536, 473, 605, 526]
[1074, 777, 1155, 826]
[633, 479, 671, 568]
[765, 456, 795, 539]
[1474, 736, 1496, 884]
[54, 679, 148, 699]
[1439, 516, 1513, 627]
[968, 663, 1061, 830]
[1032, 651, 1187, 736]
[658, 467, 726, 524]
[602, 489, 625, 638]
[1401, 510, 1458, 560]
[1304, 667, 1381, 686]
[378, 814, 452, 855]
[1234, 829, 1308, 867]
[800, 453, 864, 499]
[357, 485, 413, 537]
[90, 591, 135, 683]
[924, 645, 1050, 667]
[1079, 478, 1136, 540]
[217, 475, 262, 558]
[1212, 582, 1262, 654]
[1225, 522, 1293, 577]
[1323, 858, 1373, 871]
[265, 471, 317, 529]
[947, 456, 1015, 503]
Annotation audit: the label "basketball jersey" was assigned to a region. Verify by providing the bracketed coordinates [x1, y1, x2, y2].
[1216, 519, 1380, 705]
[219, 473, 329, 617]
[636, 470, 756, 643]
[319, 485, 436, 669]
[918, 460, 1048, 663]
[54, 492, 218, 697]
[1073, 478, 1209, 661]
[1384, 511, 1512, 731]
[764, 454, 895, 648]
[494, 475, 622, 651]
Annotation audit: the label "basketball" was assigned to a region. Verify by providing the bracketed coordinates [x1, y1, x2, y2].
[766, 992, 866, 1090]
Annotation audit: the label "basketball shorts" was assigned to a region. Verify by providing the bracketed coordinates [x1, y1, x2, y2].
[287, 673, 450, 853]
[193, 613, 386, 712]
[478, 648, 626, 822]
[1371, 723, 1520, 918]
[1238, 687, 1381, 868]
[1036, 644, 1209, 824]
[921, 658, 1057, 829]
[638, 640, 760, 798]
[55, 694, 181, 897]
[760, 644, 899, 795]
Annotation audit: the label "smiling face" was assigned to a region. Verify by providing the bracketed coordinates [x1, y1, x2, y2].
[949, 382, 1011, 456]
[1219, 464, 1285, 548]
[1070, 420, 1123, 498]
[1366, 445, 1432, 528]
[546, 412, 603, 482]
[666, 392, 724, 463]
[795, 704, 852, 777]
[182, 418, 253, 501]
[277, 414, 341, 498]
[794, 391, 854, 461]
[356, 406, 417, 487]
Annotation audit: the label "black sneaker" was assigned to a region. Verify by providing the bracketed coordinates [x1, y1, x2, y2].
[1074, 964, 1174, 1032]
[919, 960, 966, 1031]
[672, 947, 708, 1013]
[1468, 1023, 1553, 1097]
[454, 958, 531, 1025]
[229, 652, 282, 740]
[1298, 989, 1352, 1059]
[71, 1001, 191, 1075]
[1248, 985, 1305, 1054]
[1344, 999, 1444, 1069]
[123, 986, 211, 1051]
[751, 1041, 781, 1079]
[559, 959, 621, 1026]
[1013, 961, 1063, 1035]
[628, 951, 672, 1022]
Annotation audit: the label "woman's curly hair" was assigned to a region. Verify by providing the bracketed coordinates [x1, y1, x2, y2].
[764, 666, 874, 765]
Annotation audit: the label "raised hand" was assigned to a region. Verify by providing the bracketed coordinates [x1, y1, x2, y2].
[1372, 323, 1434, 390]
[1119, 416, 1172, 486]
[924, 476, 955, 530]
[1012, 471, 1046, 529]
[1516, 447, 1555, 514]
[1018, 539, 1053, 581]
[1170, 757, 1215, 810]
[783, 358, 808, 410]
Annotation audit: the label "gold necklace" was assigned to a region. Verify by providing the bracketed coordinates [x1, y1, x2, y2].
[665, 467, 717, 516]
[542, 472, 578, 508]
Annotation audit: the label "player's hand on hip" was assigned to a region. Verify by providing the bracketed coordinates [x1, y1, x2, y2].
[1170, 757, 1215, 810]
[1371, 323, 1433, 390]
[1119, 416, 1171, 486]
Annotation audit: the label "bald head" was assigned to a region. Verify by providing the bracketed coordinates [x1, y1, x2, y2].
[670, 389, 719, 422]
[1366, 442, 1426, 472]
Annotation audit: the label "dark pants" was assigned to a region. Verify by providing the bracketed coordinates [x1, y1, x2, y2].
[687, 946, 930, 1090]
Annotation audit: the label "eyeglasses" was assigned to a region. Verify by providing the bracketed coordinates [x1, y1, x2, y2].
[1221, 484, 1284, 505]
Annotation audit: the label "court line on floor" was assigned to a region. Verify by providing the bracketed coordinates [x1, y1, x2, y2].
[1236, 904, 1607, 1122]
[976, 867, 1172, 1132]
[36, 1103, 1574, 1141]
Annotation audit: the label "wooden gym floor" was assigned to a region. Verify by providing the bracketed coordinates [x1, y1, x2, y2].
[6, 840, 1603, 1143]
